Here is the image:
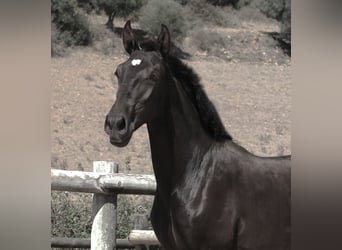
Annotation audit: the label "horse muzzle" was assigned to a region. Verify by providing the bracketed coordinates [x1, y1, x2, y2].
[104, 115, 132, 147]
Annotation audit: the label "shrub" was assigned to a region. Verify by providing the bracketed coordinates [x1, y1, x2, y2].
[51, 22, 67, 57]
[116, 195, 136, 238]
[51, 192, 92, 238]
[139, 0, 189, 42]
[51, 0, 92, 46]
[280, 0, 290, 42]
[236, 0, 285, 20]
[77, 0, 98, 13]
[256, 0, 285, 20]
[187, 0, 239, 27]
[192, 28, 229, 57]
[97, 0, 145, 30]
[206, 0, 238, 6]
[51, 192, 153, 239]
[236, 5, 270, 23]
[236, 0, 291, 43]
[174, 0, 188, 5]
[89, 22, 117, 55]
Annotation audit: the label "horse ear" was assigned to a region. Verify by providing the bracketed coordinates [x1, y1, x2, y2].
[123, 20, 137, 54]
[158, 24, 171, 57]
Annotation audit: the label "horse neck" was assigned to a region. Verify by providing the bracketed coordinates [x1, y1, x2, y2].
[147, 73, 213, 199]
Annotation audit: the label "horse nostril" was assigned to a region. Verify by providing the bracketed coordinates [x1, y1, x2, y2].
[105, 115, 113, 130]
[115, 116, 126, 131]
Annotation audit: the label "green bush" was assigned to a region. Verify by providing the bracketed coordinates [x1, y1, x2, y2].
[192, 28, 229, 56]
[97, 0, 145, 30]
[77, 0, 98, 13]
[236, 0, 291, 42]
[51, 0, 92, 46]
[139, 0, 189, 42]
[51, 22, 67, 57]
[174, 0, 188, 5]
[237, 0, 284, 20]
[116, 195, 136, 238]
[51, 192, 153, 240]
[187, 0, 239, 27]
[280, 0, 290, 42]
[51, 192, 92, 238]
[206, 0, 238, 6]
[236, 5, 269, 23]
[89, 22, 118, 55]
[256, 0, 285, 20]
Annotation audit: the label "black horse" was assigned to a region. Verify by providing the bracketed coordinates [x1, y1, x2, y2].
[105, 21, 290, 250]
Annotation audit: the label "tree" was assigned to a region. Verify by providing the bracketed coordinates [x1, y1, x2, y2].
[97, 0, 144, 30]
[206, 0, 238, 7]
[51, 0, 92, 46]
[139, 0, 188, 42]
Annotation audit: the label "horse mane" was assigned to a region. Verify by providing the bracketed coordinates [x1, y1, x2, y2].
[137, 38, 232, 141]
[166, 55, 232, 141]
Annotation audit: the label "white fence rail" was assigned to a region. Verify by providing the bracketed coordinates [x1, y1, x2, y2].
[51, 161, 160, 249]
[51, 169, 156, 195]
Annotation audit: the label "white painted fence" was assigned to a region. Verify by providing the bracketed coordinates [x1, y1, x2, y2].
[51, 161, 160, 249]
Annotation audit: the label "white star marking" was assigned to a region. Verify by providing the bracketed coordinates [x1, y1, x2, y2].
[131, 59, 142, 66]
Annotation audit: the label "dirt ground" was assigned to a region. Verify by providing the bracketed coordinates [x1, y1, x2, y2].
[51, 16, 291, 175]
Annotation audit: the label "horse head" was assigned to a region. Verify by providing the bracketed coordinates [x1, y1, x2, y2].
[104, 21, 171, 147]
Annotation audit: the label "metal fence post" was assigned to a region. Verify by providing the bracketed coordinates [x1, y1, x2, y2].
[91, 161, 119, 250]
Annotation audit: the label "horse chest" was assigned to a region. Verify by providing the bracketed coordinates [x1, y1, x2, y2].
[166, 187, 237, 249]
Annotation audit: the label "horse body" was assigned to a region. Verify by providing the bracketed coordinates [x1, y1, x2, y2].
[146, 65, 290, 250]
[105, 21, 290, 250]
[151, 146, 290, 249]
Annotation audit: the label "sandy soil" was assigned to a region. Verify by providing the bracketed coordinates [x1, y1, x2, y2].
[51, 17, 291, 175]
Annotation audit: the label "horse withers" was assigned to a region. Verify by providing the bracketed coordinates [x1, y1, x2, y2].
[105, 20, 290, 250]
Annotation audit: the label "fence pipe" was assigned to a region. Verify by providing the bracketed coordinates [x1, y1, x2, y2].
[51, 237, 134, 248]
[51, 169, 156, 195]
[51, 165, 160, 249]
